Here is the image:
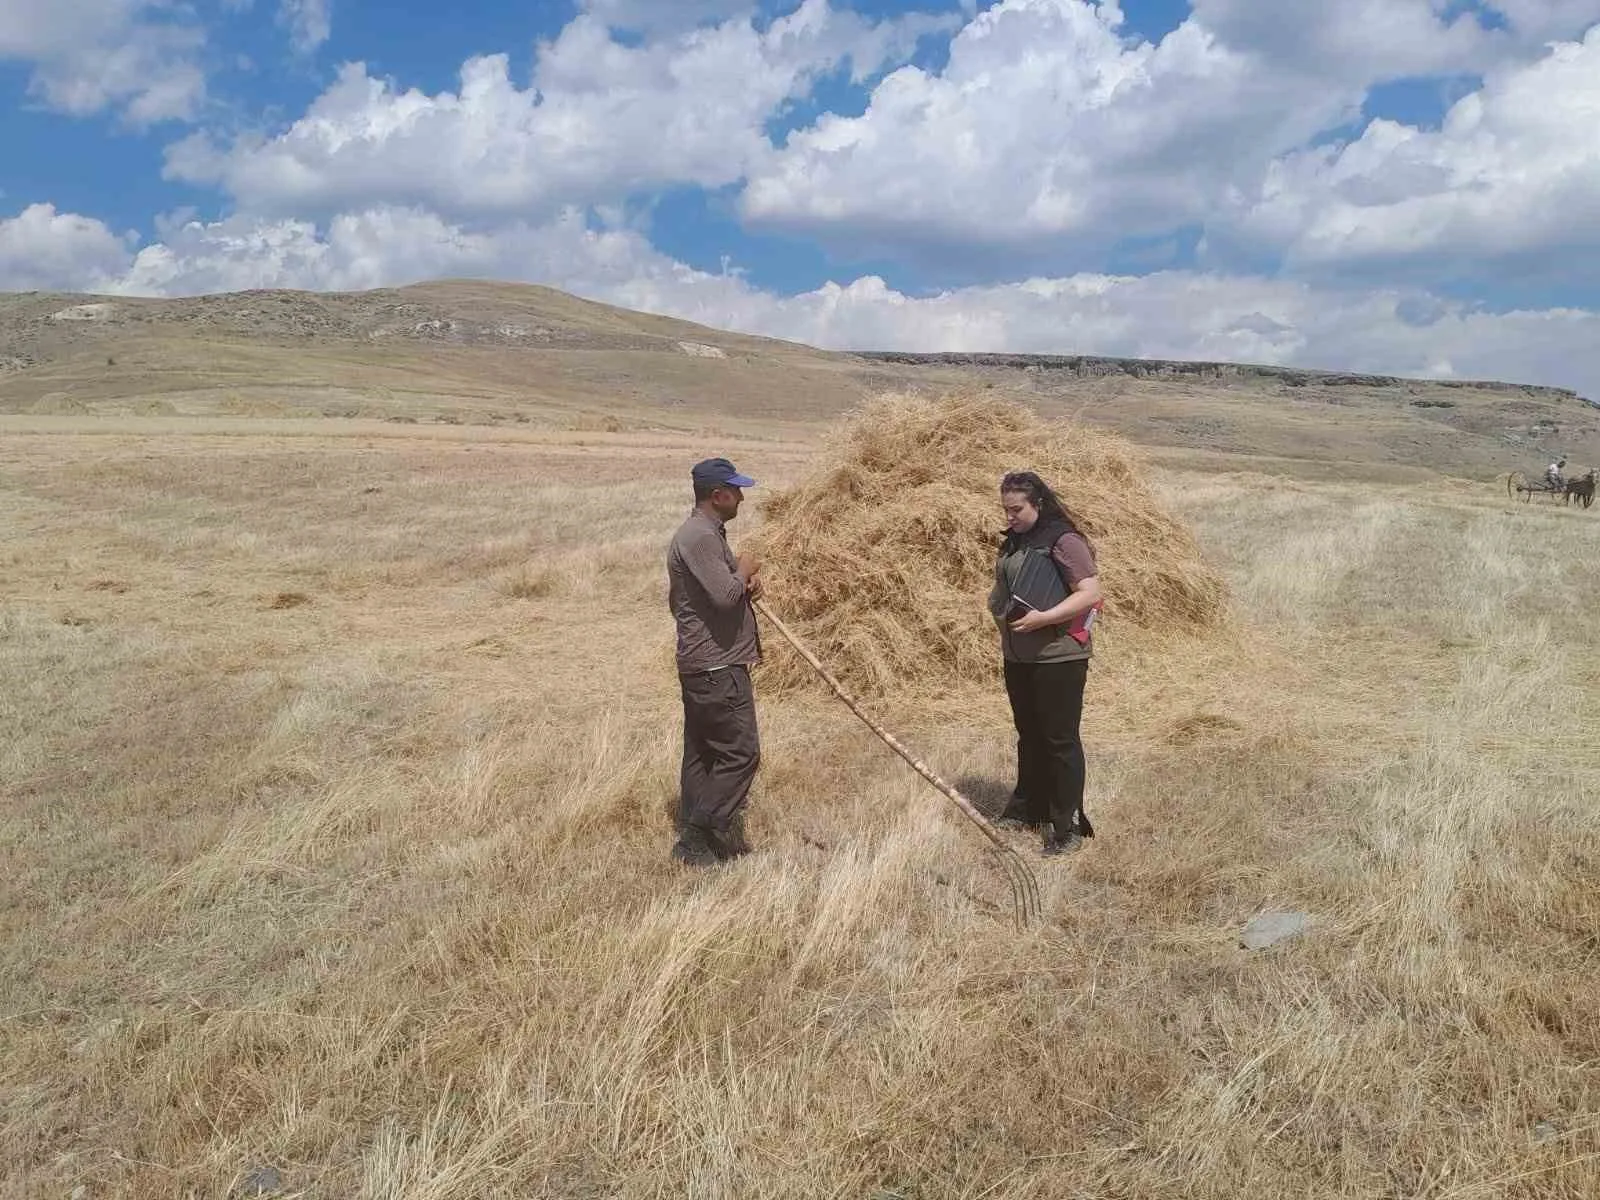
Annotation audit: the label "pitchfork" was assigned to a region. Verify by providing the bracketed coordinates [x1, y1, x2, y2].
[754, 600, 1043, 930]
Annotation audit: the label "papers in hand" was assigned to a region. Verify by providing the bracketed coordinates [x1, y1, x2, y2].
[1069, 602, 1101, 645]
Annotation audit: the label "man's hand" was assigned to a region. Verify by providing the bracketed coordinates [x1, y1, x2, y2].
[1009, 610, 1055, 635]
[736, 550, 764, 583]
[747, 575, 766, 602]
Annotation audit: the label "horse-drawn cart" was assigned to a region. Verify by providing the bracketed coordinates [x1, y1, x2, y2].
[1506, 470, 1596, 508]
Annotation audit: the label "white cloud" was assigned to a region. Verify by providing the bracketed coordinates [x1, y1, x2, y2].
[166, 1, 954, 220]
[107, 207, 642, 296]
[0, 0, 206, 123]
[747, 5, 1150, 242]
[649, 269, 1600, 398]
[741, 0, 1511, 249]
[1227, 27, 1600, 277]
[0, 204, 134, 291]
[1187, 0, 1500, 78]
[743, 0, 1600, 271]
[279, 0, 331, 54]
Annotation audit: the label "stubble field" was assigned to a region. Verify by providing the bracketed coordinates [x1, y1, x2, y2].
[2, 414, 1598, 1198]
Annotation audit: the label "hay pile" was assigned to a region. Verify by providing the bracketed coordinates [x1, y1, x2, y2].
[749, 392, 1227, 697]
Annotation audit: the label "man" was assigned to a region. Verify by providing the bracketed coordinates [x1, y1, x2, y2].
[666, 457, 765, 867]
[1547, 458, 1568, 489]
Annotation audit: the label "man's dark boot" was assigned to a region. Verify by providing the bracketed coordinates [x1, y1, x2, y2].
[709, 814, 752, 861]
[671, 825, 720, 868]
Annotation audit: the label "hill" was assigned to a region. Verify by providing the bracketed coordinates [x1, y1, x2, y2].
[0, 280, 895, 434]
[3, 279, 1598, 478]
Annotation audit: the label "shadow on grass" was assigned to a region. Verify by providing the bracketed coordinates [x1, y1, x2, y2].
[954, 774, 1017, 821]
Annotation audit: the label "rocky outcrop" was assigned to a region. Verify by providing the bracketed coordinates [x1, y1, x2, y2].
[677, 341, 727, 359]
[853, 350, 1583, 403]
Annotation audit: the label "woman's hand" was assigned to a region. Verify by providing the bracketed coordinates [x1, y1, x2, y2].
[1009, 610, 1054, 634]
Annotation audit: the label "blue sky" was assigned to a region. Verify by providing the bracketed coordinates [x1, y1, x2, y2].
[3, 1, 1600, 393]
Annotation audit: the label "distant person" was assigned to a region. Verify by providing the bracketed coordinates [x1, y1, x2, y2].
[988, 471, 1103, 856]
[666, 457, 765, 867]
[1547, 458, 1568, 488]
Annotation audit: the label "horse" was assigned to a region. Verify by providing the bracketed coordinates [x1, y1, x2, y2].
[1565, 471, 1597, 508]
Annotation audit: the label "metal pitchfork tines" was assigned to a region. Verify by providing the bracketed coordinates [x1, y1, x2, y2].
[754, 599, 1043, 930]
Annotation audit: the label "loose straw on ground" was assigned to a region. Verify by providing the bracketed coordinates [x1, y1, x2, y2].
[755, 598, 1042, 929]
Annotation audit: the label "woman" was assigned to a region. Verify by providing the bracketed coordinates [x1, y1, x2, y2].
[987, 471, 1103, 855]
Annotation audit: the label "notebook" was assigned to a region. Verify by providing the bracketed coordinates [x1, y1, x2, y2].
[1007, 548, 1069, 614]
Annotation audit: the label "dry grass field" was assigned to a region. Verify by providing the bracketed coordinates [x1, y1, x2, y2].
[3, 386, 1598, 1198]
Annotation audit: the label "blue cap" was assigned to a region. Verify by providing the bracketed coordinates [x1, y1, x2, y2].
[692, 457, 757, 489]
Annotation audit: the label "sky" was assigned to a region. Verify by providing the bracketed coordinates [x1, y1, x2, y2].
[3, 0, 1600, 395]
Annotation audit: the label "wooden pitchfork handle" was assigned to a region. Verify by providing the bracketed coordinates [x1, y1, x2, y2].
[752, 599, 1042, 929]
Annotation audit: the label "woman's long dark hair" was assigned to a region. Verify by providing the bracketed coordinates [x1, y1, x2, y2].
[1001, 471, 1072, 526]
[1000, 471, 1094, 552]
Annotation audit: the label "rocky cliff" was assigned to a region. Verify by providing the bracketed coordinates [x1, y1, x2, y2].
[853, 351, 1585, 404]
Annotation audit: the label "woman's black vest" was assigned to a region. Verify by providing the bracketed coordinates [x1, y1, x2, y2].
[989, 517, 1091, 664]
